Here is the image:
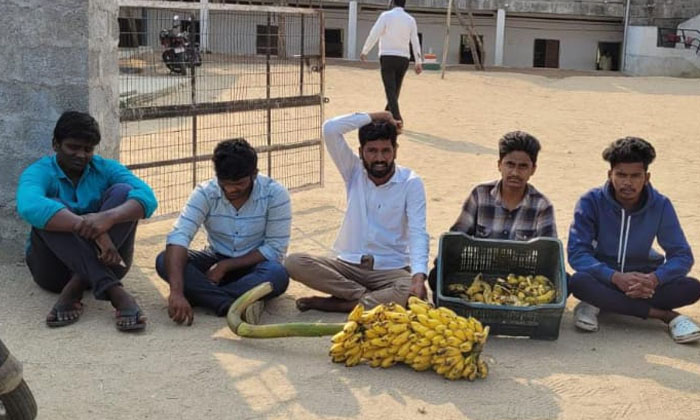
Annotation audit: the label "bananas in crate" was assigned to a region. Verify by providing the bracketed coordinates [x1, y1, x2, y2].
[329, 298, 489, 381]
[448, 273, 556, 306]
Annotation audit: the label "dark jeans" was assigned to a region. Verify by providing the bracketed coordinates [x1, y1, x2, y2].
[25, 183, 137, 300]
[155, 249, 289, 316]
[380, 55, 410, 122]
[569, 271, 700, 319]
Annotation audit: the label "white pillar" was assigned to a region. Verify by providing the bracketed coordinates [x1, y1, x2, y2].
[347, 1, 358, 60]
[200, 0, 210, 52]
[494, 8, 506, 66]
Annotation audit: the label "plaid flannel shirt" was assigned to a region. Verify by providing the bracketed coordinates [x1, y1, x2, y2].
[450, 180, 557, 240]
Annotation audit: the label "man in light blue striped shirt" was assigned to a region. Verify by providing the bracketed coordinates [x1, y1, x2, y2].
[155, 139, 290, 324]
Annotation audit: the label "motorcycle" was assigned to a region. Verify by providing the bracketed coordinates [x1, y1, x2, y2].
[159, 15, 202, 75]
[0, 338, 37, 420]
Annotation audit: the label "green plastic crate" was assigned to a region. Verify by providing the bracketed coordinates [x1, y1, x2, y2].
[435, 232, 568, 340]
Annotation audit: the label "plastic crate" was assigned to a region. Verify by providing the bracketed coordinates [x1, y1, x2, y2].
[435, 232, 568, 340]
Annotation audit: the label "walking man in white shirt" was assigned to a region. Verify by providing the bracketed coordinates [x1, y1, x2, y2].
[360, 0, 423, 125]
[285, 111, 429, 312]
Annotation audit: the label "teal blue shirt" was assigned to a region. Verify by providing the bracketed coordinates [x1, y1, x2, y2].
[16, 155, 158, 228]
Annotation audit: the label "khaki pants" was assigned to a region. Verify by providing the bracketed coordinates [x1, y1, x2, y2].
[285, 253, 412, 308]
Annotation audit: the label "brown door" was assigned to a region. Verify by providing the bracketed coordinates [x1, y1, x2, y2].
[533, 39, 560, 68]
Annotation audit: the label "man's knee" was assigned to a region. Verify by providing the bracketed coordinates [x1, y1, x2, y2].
[284, 253, 312, 280]
[102, 183, 133, 208]
[677, 276, 700, 303]
[568, 272, 595, 295]
[155, 251, 168, 281]
[257, 260, 290, 295]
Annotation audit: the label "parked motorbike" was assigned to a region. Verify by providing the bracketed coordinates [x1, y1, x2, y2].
[159, 15, 202, 75]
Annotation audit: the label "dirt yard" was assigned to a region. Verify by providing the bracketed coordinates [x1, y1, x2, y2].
[2, 64, 700, 419]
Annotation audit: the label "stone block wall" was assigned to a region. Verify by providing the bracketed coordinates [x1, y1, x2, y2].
[0, 0, 119, 261]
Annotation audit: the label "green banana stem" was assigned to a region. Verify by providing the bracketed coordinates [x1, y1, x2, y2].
[227, 282, 345, 338]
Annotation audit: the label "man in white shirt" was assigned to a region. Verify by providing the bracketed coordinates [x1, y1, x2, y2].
[285, 111, 429, 312]
[360, 0, 423, 125]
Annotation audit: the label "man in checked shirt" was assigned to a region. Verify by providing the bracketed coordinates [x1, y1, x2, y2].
[427, 131, 557, 298]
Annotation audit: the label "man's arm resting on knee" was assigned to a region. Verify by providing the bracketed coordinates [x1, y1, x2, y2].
[209, 250, 266, 283]
[75, 199, 145, 240]
[165, 244, 194, 325]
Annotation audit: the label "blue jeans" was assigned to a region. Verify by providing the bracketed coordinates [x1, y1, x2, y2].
[155, 249, 289, 316]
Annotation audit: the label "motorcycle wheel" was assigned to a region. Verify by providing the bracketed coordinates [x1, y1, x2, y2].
[0, 340, 37, 420]
[162, 50, 185, 74]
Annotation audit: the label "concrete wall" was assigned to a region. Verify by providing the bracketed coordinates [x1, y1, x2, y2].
[624, 25, 700, 76]
[326, 9, 622, 70]
[0, 0, 119, 260]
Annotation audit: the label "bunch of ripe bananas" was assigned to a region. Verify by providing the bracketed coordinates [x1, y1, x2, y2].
[448, 273, 556, 306]
[329, 297, 489, 380]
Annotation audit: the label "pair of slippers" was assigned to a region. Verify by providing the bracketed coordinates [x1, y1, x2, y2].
[46, 301, 146, 332]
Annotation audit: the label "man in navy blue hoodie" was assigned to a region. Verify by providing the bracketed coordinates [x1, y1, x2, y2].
[568, 137, 700, 343]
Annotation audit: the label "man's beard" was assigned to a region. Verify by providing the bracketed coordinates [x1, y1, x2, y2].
[363, 159, 395, 178]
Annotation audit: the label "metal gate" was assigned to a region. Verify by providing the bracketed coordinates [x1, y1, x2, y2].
[118, 0, 325, 217]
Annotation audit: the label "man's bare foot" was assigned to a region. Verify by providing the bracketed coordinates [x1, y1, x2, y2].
[46, 274, 88, 327]
[295, 296, 358, 313]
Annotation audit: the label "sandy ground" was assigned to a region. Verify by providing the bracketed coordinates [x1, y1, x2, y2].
[3, 64, 700, 420]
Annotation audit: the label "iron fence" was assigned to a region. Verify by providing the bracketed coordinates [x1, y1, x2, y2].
[118, 0, 325, 216]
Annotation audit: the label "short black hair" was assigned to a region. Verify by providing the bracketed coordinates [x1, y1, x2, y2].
[602, 136, 656, 170]
[498, 131, 541, 165]
[53, 111, 101, 145]
[393, 0, 406, 7]
[212, 138, 258, 180]
[358, 122, 397, 148]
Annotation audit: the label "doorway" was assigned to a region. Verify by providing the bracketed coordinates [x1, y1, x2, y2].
[533, 39, 559, 68]
[596, 42, 621, 71]
[325, 28, 343, 58]
[459, 34, 484, 64]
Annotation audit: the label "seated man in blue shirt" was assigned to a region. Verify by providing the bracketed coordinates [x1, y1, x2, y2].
[155, 139, 291, 325]
[17, 111, 158, 332]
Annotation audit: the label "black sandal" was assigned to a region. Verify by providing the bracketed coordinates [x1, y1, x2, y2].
[115, 307, 147, 332]
[46, 301, 84, 328]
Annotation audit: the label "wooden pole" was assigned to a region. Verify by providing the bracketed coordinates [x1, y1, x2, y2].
[440, 0, 453, 79]
[453, 5, 483, 70]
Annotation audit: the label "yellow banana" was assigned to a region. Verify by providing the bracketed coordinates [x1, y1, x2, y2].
[329, 342, 345, 355]
[381, 356, 395, 368]
[343, 321, 358, 334]
[345, 353, 361, 367]
[412, 362, 432, 371]
[388, 323, 409, 334]
[397, 341, 412, 357]
[416, 314, 431, 328]
[445, 336, 462, 347]
[386, 312, 411, 324]
[408, 303, 428, 315]
[343, 333, 361, 349]
[331, 330, 348, 344]
[391, 330, 411, 346]
[369, 337, 390, 348]
[410, 322, 429, 335]
[348, 304, 364, 322]
[344, 345, 361, 358]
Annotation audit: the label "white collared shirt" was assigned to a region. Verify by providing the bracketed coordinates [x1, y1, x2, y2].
[361, 7, 422, 62]
[323, 113, 429, 275]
